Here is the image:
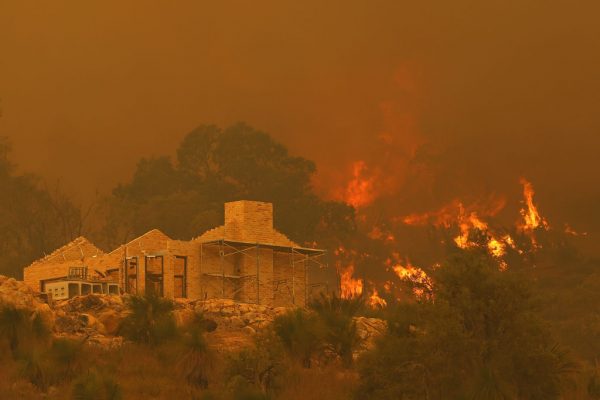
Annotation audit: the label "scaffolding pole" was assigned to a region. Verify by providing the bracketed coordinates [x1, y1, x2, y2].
[200, 243, 204, 299]
[291, 248, 295, 305]
[304, 253, 309, 307]
[256, 244, 260, 305]
[220, 240, 225, 298]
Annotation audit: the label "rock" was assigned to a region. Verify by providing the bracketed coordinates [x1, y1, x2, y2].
[107, 295, 124, 307]
[220, 305, 238, 317]
[229, 316, 245, 329]
[354, 317, 387, 353]
[174, 308, 198, 328]
[87, 335, 123, 349]
[97, 310, 123, 336]
[243, 312, 259, 323]
[0, 276, 55, 332]
[78, 313, 106, 334]
[74, 294, 105, 311]
[273, 307, 288, 316]
[241, 326, 256, 335]
[194, 304, 206, 314]
[202, 318, 218, 332]
[256, 305, 268, 313]
[33, 302, 55, 330]
[55, 314, 85, 334]
[239, 304, 251, 314]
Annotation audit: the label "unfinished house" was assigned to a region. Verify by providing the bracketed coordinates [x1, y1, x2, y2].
[23, 200, 327, 307]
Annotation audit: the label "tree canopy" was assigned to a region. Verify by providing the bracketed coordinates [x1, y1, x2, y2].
[103, 123, 354, 247]
[0, 138, 83, 277]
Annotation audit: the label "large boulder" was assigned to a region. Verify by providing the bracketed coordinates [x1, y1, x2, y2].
[55, 293, 123, 313]
[0, 276, 55, 330]
[173, 308, 198, 328]
[97, 309, 124, 336]
[354, 317, 387, 354]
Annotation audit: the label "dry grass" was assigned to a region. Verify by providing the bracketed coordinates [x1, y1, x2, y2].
[276, 365, 358, 400]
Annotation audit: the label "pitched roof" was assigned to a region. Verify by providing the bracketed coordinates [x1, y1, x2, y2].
[28, 236, 105, 268]
[108, 229, 172, 255]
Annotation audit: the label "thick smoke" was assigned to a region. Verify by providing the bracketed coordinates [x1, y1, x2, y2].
[0, 0, 599, 241]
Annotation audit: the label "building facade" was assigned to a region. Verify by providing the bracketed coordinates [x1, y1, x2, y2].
[23, 201, 326, 307]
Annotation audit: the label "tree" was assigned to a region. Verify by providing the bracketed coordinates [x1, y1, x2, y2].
[356, 251, 577, 400]
[0, 137, 86, 278]
[102, 123, 353, 246]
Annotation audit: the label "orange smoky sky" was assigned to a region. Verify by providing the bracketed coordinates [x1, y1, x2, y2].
[1, 1, 599, 235]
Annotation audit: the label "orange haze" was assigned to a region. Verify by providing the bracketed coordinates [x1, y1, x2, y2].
[1, 1, 599, 243]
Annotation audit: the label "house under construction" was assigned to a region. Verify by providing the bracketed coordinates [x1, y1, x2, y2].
[23, 200, 327, 307]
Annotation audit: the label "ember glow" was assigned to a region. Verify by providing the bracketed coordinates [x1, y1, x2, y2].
[402, 196, 506, 228]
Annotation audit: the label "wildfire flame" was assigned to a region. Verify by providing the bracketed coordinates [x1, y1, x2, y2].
[333, 177, 573, 307]
[339, 264, 363, 298]
[342, 161, 377, 209]
[519, 178, 549, 232]
[402, 197, 506, 229]
[392, 261, 433, 299]
[453, 206, 489, 249]
[368, 289, 387, 308]
[517, 178, 550, 250]
[403, 199, 514, 265]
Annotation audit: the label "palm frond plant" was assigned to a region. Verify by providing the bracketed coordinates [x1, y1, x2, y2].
[309, 292, 364, 366]
[118, 294, 177, 345]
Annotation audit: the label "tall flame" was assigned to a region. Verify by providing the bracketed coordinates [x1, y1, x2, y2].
[519, 178, 549, 231]
[340, 264, 363, 298]
[342, 161, 377, 209]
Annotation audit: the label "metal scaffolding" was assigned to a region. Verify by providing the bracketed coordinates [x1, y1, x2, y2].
[199, 239, 327, 306]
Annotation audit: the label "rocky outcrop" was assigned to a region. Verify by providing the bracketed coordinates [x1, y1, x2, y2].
[191, 298, 287, 331]
[0, 275, 55, 330]
[0, 276, 387, 354]
[354, 317, 387, 354]
[52, 294, 129, 339]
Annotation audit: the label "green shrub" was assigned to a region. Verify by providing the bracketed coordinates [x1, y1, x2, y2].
[226, 331, 286, 395]
[309, 293, 363, 365]
[356, 252, 579, 400]
[273, 309, 322, 368]
[0, 305, 51, 357]
[16, 337, 87, 391]
[119, 294, 177, 345]
[178, 324, 214, 388]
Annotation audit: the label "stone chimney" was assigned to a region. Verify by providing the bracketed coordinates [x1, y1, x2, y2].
[224, 201, 274, 243]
